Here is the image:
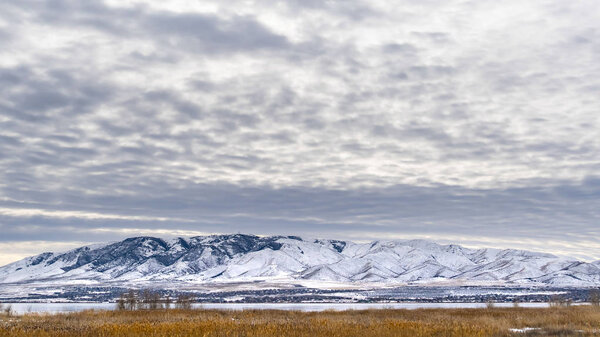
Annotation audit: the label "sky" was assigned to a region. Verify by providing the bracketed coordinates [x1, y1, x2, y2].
[0, 0, 599, 266]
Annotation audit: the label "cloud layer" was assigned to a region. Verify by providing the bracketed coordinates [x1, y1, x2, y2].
[1, 0, 599, 264]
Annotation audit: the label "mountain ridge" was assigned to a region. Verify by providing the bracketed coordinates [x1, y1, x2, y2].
[1, 234, 599, 287]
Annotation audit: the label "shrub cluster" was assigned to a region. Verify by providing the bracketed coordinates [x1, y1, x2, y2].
[0, 302, 13, 317]
[590, 289, 600, 307]
[116, 290, 194, 310]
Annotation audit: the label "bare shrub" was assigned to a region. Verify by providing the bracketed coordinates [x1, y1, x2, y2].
[0, 303, 13, 317]
[139, 289, 150, 310]
[549, 295, 571, 308]
[590, 289, 600, 307]
[549, 295, 561, 307]
[123, 289, 137, 310]
[118, 290, 170, 310]
[512, 297, 520, 308]
[164, 295, 171, 310]
[147, 291, 162, 310]
[138, 290, 164, 310]
[116, 294, 126, 311]
[175, 294, 193, 310]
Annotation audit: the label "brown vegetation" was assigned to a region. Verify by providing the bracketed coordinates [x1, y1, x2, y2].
[1, 306, 599, 337]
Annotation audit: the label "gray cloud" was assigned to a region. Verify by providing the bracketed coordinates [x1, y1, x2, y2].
[0, 0, 317, 57]
[1, 0, 599, 263]
[1, 180, 599, 258]
[144, 13, 290, 53]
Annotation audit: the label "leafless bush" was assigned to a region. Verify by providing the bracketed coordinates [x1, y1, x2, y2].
[117, 290, 171, 310]
[116, 294, 126, 310]
[0, 302, 13, 317]
[5, 305, 13, 317]
[139, 289, 150, 310]
[140, 290, 162, 310]
[164, 295, 171, 310]
[589, 289, 600, 307]
[175, 294, 194, 310]
[512, 297, 520, 308]
[549, 295, 571, 308]
[118, 289, 138, 310]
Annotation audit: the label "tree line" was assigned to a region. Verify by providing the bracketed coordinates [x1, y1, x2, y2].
[116, 290, 194, 310]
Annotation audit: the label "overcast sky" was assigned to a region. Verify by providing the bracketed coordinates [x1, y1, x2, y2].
[0, 0, 599, 265]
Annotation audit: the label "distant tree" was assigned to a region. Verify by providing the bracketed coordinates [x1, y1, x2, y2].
[512, 297, 520, 308]
[116, 294, 126, 311]
[140, 290, 164, 310]
[175, 294, 193, 310]
[148, 291, 161, 310]
[549, 295, 561, 307]
[118, 289, 169, 311]
[549, 295, 571, 308]
[164, 295, 171, 310]
[0, 303, 13, 317]
[139, 289, 150, 310]
[590, 289, 600, 307]
[125, 290, 137, 310]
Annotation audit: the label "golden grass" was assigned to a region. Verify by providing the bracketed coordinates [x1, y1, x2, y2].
[1, 306, 600, 337]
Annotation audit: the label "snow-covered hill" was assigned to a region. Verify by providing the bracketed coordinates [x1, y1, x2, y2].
[1, 234, 599, 287]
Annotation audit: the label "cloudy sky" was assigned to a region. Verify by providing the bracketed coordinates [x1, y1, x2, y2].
[0, 0, 599, 265]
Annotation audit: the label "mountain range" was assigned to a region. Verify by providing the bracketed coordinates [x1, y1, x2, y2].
[1, 234, 599, 287]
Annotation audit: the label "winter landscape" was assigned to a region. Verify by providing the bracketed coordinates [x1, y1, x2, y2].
[2, 0, 600, 335]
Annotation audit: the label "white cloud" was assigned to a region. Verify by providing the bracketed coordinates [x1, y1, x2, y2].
[0, 208, 193, 222]
[0, 241, 90, 266]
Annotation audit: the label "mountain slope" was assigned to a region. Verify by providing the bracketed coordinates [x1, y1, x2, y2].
[1, 234, 599, 287]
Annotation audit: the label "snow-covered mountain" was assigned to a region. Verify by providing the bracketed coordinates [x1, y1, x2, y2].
[1, 234, 599, 287]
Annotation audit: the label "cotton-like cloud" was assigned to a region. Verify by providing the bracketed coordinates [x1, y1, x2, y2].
[0, 0, 599, 264]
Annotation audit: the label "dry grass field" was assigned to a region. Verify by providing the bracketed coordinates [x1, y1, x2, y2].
[1, 306, 600, 337]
